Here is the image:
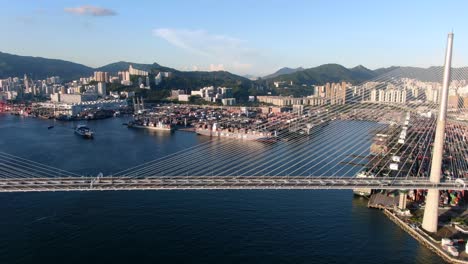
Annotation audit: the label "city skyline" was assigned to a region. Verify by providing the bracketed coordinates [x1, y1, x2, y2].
[1, 0, 468, 76]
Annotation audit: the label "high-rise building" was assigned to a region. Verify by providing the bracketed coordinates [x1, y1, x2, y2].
[129, 65, 148, 76]
[118, 71, 125, 81]
[23, 74, 30, 93]
[323, 82, 349, 104]
[97, 82, 107, 96]
[94, 71, 109, 82]
[155, 73, 162, 85]
[125, 71, 130, 81]
[463, 96, 468, 109]
[447, 95, 461, 110]
[219, 87, 233, 98]
[370, 89, 377, 102]
[325, 83, 331, 98]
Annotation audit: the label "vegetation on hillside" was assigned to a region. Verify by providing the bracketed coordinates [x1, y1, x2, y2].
[0, 52, 93, 81]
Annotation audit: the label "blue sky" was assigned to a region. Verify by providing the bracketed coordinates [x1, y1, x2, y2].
[1, 0, 467, 76]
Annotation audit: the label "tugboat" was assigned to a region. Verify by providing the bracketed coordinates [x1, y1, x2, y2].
[75, 124, 94, 139]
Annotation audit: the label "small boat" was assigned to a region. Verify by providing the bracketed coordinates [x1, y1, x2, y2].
[47, 125, 54, 129]
[75, 124, 94, 139]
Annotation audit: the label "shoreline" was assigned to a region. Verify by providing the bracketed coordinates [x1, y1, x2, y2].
[383, 209, 468, 264]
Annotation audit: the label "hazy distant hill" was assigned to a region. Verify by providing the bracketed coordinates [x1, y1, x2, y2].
[263, 67, 305, 79]
[372, 66, 400, 77]
[0, 52, 93, 80]
[267, 64, 468, 85]
[243, 74, 258, 80]
[371, 66, 468, 82]
[269, 64, 378, 85]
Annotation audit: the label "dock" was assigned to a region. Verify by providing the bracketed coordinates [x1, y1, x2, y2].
[368, 192, 399, 209]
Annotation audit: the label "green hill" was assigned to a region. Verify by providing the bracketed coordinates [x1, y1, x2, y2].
[96, 61, 175, 73]
[0, 52, 93, 80]
[268, 64, 378, 85]
[263, 67, 305, 79]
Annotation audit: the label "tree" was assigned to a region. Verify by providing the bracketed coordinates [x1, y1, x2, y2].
[189, 95, 203, 104]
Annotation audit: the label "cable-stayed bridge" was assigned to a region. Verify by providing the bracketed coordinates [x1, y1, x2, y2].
[0, 176, 465, 193]
[0, 70, 466, 192]
[0, 83, 466, 192]
[1, 108, 465, 192]
[0, 33, 467, 233]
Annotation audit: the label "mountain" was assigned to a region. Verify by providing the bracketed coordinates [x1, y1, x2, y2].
[372, 66, 468, 82]
[94, 60, 253, 95]
[263, 67, 304, 79]
[0, 52, 93, 80]
[373, 66, 400, 77]
[0, 51, 252, 97]
[269, 64, 378, 85]
[4, 50, 467, 100]
[96, 61, 175, 73]
[162, 70, 254, 99]
[243, 74, 258, 80]
[349, 65, 377, 81]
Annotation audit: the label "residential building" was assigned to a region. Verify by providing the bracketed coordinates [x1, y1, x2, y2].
[97, 82, 107, 96]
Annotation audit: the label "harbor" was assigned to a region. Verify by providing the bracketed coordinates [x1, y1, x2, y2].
[0, 112, 447, 263]
[1, 100, 468, 263]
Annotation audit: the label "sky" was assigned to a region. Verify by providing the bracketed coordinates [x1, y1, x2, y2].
[1, 0, 468, 76]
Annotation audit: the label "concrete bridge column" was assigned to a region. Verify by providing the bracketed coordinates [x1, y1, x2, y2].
[422, 32, 454, 233]
[398, 192, 407, 210]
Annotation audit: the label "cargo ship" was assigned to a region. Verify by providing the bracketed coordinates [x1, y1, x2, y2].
[196, 123, 277, 141]
[353, 171, 375, 197]
[127, 119, 174, 131]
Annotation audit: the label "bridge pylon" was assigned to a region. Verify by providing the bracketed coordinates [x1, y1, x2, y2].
[421, 32, 454, 233]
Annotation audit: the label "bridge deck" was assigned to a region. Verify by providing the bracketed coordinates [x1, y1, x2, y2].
[0, 176, 465, 192]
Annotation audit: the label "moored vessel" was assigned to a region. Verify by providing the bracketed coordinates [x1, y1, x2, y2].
[127, 119, 174, 131]
[196, 123, 277, 141]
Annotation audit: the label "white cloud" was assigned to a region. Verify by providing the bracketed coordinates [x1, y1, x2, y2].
[64, 5, 117, 16]
[153, 28, 259, 74]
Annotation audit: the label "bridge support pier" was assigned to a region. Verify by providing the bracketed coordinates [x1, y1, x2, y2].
[398, 193, 407, 210]
[422, 189, 440, 232]
[421, 32, 453, 233]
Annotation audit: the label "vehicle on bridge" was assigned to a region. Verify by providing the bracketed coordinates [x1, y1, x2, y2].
[455, 178, 466, 188]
